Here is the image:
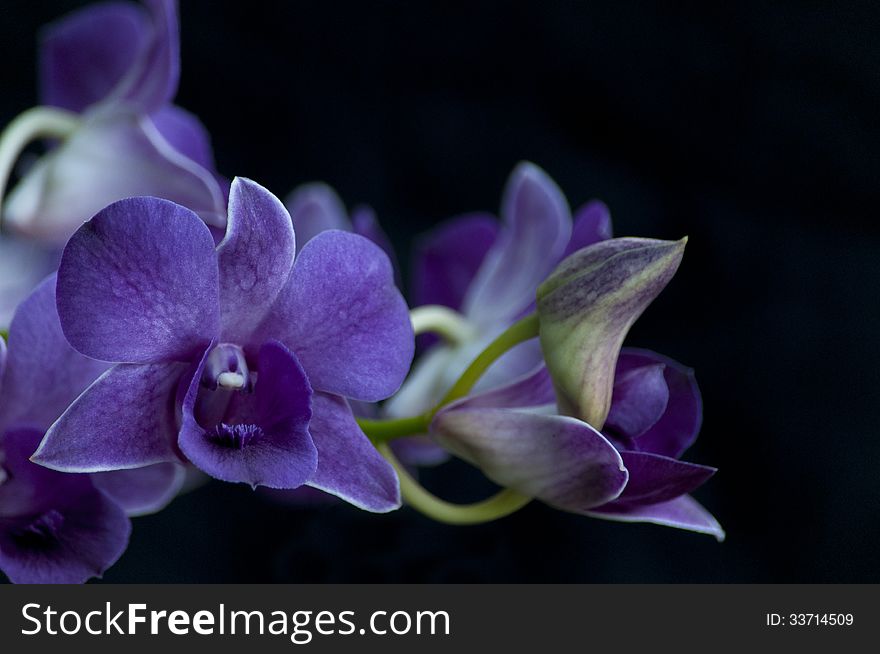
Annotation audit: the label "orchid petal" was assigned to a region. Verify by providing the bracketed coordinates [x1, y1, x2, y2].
[618, 348, 703, 458]
[150, 105, 215, 170]
[179, 341, 316, 489]
[0, 430, 130, 584]
[611, 451, 716, 506]
[57, 196, 219, 363]
[91, 463, 185, 517]
[463, 162, 572, 326]
[306, 393, 400, 512]
[562, 200, 613, 258]
[103, 0, 179, 113]
[285, 183, 351, 253]
[537, 237, 686, 428]
[0, 275, 109, 433]
[259, 230, 414, 402]
[217, 178, 296, 344]
[39, 1, 149, 112]
[432, 405, 627, 512]
[412, 213, 498, 311]
[33, 361, 187, 472]
[604, 362, 669, 439]
[588, 495, 725, 541]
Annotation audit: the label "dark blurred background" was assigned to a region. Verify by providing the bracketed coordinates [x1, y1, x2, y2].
[2, 0, 878, 582]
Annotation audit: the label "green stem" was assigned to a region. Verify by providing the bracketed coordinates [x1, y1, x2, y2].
[378, 443, 531, 524]
[409, 304, 476, 345]
[358, 414, 430, 444]
[434, 312, 539, 413]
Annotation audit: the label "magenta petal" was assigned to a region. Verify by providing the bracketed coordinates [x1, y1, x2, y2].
[179, 341, 316, 489]
[589, 495, 725, 541]
[104, 0, 180, 113]
[57, 197, 219, 363]
[91, 463, 185, 517]
[605, 363, 669, 439]
[562, 200, 613, 258]
[412, 213, 499, 311]
[261, 230, 414, 402]
[0, 430, 130, 584]
[463, 162, 572, 325]
[619, 349, 703, 458]
[149, 105, 216, 170]
[33, 361, 187, 472]
[306, 393, 400, 512]
[218, 179, 296, 345]
[0, 275, 109, 433]
[39, 1, 149, 112]
[285, 183, 351, 253]
[610, 451, 716, 506]
[432, 397, 627, 512]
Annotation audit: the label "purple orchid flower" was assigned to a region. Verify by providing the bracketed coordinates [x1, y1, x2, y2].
[431, 358, 722, 539]
[33, 178, 414, 512]
[387, 162, 611, 419]
[0, 276, 184, 583]
[429, 235, 722, 538]
[0, 0, 227, 325]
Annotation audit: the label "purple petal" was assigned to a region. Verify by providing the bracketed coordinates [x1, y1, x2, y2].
[91, 463, 185, 516]
[609, 451, 716, 506]
[57, 196, 219, 363]
[457, 364, 557, 410]
[432, 405, 627, 512]
[0, 237, 58, 328]
[412, 213, 498, 311]
[217, 179, 296, 345]
[463, 162, 572, 326]
[259, 230, 414, 402]
[537, 237, 687, 428]
[0, 430, 131, 584]
[352, 206, 397, 267]
[179, 341, 316, 489]
[589, 495, 725, 541]
[306, 393, 400, 512]
[604, 363, 669, 439]
[619, 348, 703, 458]
[284, 183, 351, 253]
[39, 1, 150, 112]
[33, 361, 187, 472]
[104, 0, 180, 113]
[0, 275, 109, 433]
[4, 108, 227, 247]
[149, 104, 215, 170]
[562, 200, 613, 259]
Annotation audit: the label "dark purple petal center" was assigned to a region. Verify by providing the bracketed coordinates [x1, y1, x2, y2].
[204, 423, 263, 450]
[11, 509, 65, 550]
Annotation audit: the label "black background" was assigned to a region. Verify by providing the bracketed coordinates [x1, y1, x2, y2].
[1, 0, 878, 582]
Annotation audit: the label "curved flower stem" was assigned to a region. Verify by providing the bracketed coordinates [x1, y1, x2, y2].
[378, 443, 531, 524]
[433, 312, 539, 414]
[358, 413, 431, 443]
[409, 304, 476, 345]
[358, 311, 541, 444]
[0, 328, 7, 341]
[0, 106, 80, 230]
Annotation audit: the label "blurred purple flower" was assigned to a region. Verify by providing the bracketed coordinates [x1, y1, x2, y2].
[0, 0, 227, 325]
[0, 276, 184, 583]
[34, 178, 413, 512]
[388, 162, 611, 419]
